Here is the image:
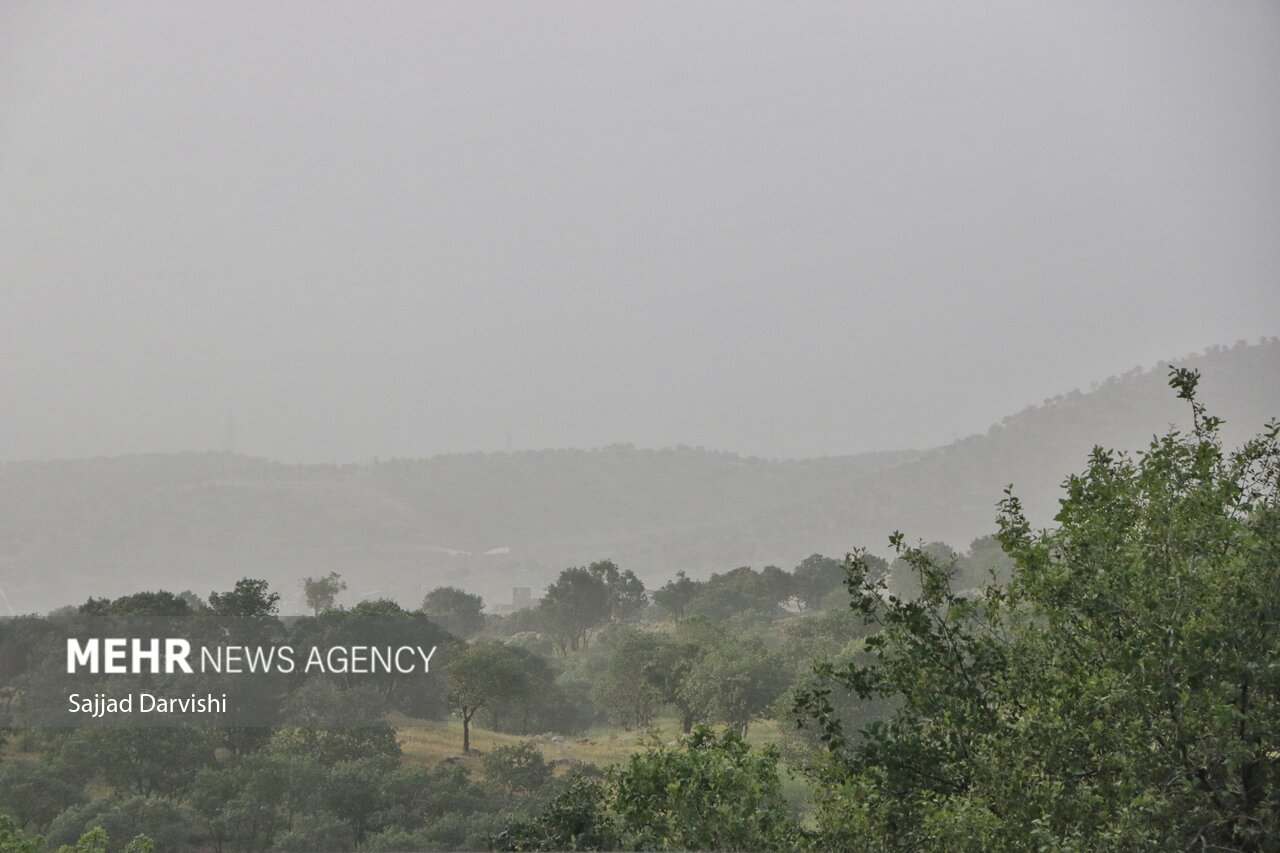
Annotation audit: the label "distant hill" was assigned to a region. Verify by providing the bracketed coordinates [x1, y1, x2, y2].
[1, 339, 1277, 615]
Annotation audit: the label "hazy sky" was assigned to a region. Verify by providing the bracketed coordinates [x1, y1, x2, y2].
[2, 2, 1278, 463]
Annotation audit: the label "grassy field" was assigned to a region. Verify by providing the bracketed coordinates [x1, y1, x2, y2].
[392, 712, 792, 776]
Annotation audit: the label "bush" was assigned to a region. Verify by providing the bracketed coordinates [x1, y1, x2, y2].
[495, 727, 805, 851]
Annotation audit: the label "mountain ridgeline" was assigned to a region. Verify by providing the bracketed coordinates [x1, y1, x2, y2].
[1, 340, 1277, 615]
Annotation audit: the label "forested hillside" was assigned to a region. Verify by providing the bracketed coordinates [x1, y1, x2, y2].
[1, 340, 1276, 615]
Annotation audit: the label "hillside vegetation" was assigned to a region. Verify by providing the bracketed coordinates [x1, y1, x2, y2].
[1, 340, 1276, 615]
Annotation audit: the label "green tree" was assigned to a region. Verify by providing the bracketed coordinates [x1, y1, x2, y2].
[271, 813, 352, 853]
[482, 743, 553, 795]
[492, 776, 620, 852]
[681, 638, 787, 736]
[759, 564, 794, 609]
[188, 754, 297, 853]
[299, 599, 449, 713]
[56, 728, 215, 799]
[884, 539, 957, 601]
[652, 571, 699, 622]
[0, 814, 42, 853]
[322, 757, 396, 845]
[273, 680, 401, 764]
[447, 641, 532, 754]
[538, 568, 611, 655]
[646, 636, 707, 733]
[0, 761, 84, 834]
[301, 572, 346, 616]
[479, 647, 572, 736]
[796, 368, 1280, 851]
[55, 827, 109, 853]
[207, 578, 283, 645]
[495, 727, 804, 851]
[684, 566, 786, 622]
[593, 631, 664, 729]
[421, 586, 485, 638]
[0, 616, 57, 717]
[791, 553, 885, 611]
[953, 534, 1012, 591]
[103, 591, 194, 637]
[607, 727, 803, 851]
[586, 561, 648, 622]
[46, 798, 177, 853]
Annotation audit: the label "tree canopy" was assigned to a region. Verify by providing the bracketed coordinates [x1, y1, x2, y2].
[796, 368, 1280, 851]
[538, 568, 612, 655]
[301, 572, 347, 616]
[421, 586, 486, 639]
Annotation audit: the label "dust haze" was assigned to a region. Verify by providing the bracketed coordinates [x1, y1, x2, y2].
[2, 1, 1278, 463]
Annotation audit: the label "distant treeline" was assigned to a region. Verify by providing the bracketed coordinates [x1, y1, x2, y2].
[0, 532, 1007, 850]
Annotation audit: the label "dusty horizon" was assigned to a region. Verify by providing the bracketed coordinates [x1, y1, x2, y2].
[3, 2, 1278, 464]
